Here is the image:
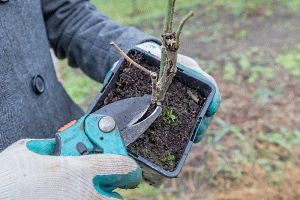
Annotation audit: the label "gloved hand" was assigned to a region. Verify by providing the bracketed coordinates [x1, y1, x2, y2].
[105, 42, 221, 143]
[0, 139, 141, 199]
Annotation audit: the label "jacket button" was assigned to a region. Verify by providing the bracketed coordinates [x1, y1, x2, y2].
[0, 0, 9, 3]
[32, 75, 45, 94]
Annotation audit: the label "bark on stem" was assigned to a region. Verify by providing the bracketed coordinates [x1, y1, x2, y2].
[151, 73, 158, 104]
[157, 11, 194, 103]
[164, 0, 175, 33]
[159, 0, 176, 79]
[159, 46, 167, 78]
[169, 0, 176, 31]
[157, 33, 178, 102]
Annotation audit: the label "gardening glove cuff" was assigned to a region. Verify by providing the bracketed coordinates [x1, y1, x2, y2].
[0, 139, 142, 199]
[135, 42, 221, 143]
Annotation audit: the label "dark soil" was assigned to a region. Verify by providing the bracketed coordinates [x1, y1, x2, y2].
[103, 50, 206, 171]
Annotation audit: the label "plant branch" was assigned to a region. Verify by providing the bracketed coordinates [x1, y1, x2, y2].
[151, 73, 158, 104]
[175, 11, 194, 48]
[164, 0, 174, 33]
[159, 47, 166, 79]
[110, 42, 157, 78]
[160, 0, 175, 79]
[169, 0, 176, 31]
[157, 33, 178, 102]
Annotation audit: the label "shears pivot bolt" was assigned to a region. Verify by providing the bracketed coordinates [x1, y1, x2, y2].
[99, 116, 116, 133]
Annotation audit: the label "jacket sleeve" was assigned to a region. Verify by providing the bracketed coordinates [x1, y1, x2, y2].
[41, 0, 161, 82]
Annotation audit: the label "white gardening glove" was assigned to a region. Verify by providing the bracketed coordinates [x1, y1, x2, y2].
[0, 139, 141, 199]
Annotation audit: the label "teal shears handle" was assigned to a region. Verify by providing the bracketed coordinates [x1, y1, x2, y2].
[54, 114, 128, 157]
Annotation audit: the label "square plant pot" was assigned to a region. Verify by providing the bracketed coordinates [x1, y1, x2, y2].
[86, 47, 216, 186]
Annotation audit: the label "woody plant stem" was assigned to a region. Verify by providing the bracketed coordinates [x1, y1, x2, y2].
[159, 0, 174, 78]
[156, 0, 194, 103]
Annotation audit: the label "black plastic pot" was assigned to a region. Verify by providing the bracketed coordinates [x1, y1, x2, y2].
[86, 47, 216, 186]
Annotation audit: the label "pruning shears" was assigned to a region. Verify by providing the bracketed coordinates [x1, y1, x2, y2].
[54, 95, 162, 156]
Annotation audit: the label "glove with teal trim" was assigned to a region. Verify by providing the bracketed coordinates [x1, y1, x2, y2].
[0, 139, 141, 199]
[104, 42, 221, 143]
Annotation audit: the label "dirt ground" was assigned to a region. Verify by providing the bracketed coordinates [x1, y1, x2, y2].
[134, 5, 300, 200]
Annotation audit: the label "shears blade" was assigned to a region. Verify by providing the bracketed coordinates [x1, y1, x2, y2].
[92, 94, 151, 131]
[91, 94, 162, 146]
[122, 105, 162, 146]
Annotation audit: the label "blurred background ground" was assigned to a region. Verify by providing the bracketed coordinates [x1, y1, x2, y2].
[53, 0, 300, 199]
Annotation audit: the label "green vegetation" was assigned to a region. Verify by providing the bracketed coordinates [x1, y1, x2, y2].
[182, 98, 189, 104]
[160, 152, 176, 166]
[197, 46, 276, 85]
[203, 118, 255, 182]
[154, 106, 178, 128]
[251, 86, 282, 105]
[91, 0, 201, 26]
[223, 60, 236, 81]
[202, 118, 300, 187]
[258, 128, 300, 151]
[235, 29, 247, 39]
[91, 0, 300, 26]
[276, 44, 300, 76]
[182, 98, 189, 108]
[114, 181, 161, 200]
[217, 42, 300, 85]
[221, 47, 275, 84]
[162, 107, 177, 126]
[196, 59, 220, 74]
[256, 129, 300, 185]
[149, 152, 176, 168]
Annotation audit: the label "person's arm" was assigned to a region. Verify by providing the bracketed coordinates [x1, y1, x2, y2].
[41, 0, 161, 82]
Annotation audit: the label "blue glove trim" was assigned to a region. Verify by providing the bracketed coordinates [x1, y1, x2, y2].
[194, 115, 214, 143]
[93, 165, 142, 199]
[26, 139, 56, 155]
[207, 89, 221, 117]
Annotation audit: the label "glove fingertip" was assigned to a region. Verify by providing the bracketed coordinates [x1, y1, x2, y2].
[195, 115, 214, 143]
[194, 134, 204, 143]
[118, 165, 142, 189]
[207, 89, 221, 117]
[93, 165, 142, 198]
[26, 139, 56, 155]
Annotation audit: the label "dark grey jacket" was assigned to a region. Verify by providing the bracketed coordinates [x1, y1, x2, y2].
[0, 0, 160, 152]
